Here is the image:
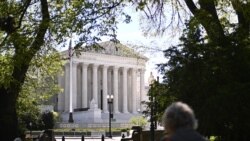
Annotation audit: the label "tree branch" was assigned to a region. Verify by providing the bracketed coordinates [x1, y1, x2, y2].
[11, 0, 50, 90]
[231, 0, 250, 39]
[184, 0, 198, 15]
[198, 0, 224, 37]
[184, 0, 226, 45]
[15, 0, 32, 30]
[29, 0, 50, 54]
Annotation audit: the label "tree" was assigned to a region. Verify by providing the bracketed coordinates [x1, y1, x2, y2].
[40, 111, 55, 130]
[142, 79, 175, 124]
[0, 0, 129, 140]
[138, 0, 250, 46]
[17, 51, 63, 133]
[136, 1, 250, 140]
[158, 19, 250, 140]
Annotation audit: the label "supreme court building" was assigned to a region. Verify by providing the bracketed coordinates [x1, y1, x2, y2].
[56, 41, 149, 124]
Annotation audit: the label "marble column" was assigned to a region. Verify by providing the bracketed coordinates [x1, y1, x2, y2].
[102, 65, 108, 113]
[113, 66, 120, 113]
[77, 68, 81, 108]
[72, 62, 78, 109]
[122, 67, 128, 113]
[140, 69, 145, 111]
[132, 68, 137, 113]
[64, 64, 70, 111]
[82, 63, 88, 108]
[92, 64, 98, 105]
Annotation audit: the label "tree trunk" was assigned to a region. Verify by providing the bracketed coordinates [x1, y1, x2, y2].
[0, 1, 50, 140]
[0, 87, 18, 141]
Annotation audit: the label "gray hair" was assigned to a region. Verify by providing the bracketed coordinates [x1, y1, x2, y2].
[162, 102, 198, 131]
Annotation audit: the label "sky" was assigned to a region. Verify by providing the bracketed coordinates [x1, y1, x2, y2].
[114, 8, 181, 84]
[64, 6, 183, 85]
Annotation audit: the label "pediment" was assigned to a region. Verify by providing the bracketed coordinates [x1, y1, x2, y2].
[62, 41, 148, 60]
[83, 41, 147, 60]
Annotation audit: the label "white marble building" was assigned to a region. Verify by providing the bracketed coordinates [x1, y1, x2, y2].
[56, 41, 148, 124]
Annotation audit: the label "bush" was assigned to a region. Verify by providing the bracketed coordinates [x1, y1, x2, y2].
[121, 128, 128, 132]
[129, 116, 147, 127]
[41, 111, 55, 129]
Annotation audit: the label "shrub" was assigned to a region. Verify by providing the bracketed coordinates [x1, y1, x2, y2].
[41, 111, 55, 129]
[129, 116, 147, 127]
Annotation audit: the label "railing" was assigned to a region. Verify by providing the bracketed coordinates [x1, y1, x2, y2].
[56, 122, 132, 128]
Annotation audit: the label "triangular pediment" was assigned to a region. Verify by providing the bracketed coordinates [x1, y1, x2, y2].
[83, 41, 148, 60]
[62, 41, 148, 60]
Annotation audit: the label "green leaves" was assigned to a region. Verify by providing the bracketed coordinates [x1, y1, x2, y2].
[0, 0, 130, 139]
[129, 116, 148, 127]
[0, 54, 13, 88]
[143, 79, 175, 122]
[158, 17, 250, 140]
[20, 51, 63, 104]
[16, 51, 63, 131]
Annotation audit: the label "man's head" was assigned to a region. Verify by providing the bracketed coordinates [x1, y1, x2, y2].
[162, 102, 198, 134]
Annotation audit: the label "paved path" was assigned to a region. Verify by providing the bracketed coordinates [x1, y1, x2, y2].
[55, 136, 122, 141]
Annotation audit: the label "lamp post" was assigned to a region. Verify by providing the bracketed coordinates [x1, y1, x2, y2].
[150, 94, 155, 141]
[148, 72, 155, 141]
[154, 76, 159, 130]
[107, 94, 114, 138]
[68, 39, 74, 123]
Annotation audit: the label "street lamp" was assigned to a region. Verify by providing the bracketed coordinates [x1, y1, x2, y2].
[148, 72, 155, 141]
[154, 76, 159, 130]
[68, 39, 74, 123]
[107, 94, 114, 138]
[150, 93, 155, 141]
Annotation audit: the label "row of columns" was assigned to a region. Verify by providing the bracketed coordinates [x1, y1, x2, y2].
[61, 62, 145, 114]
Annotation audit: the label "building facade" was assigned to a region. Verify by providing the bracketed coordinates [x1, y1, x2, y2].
[57, 42, 148, 124]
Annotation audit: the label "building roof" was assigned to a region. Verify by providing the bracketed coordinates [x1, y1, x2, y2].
[96, 41, 148, 60]
[62, 41, 148, 60]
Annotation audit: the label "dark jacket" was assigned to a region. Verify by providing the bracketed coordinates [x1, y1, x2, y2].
[161, 128, 207, 141]
[170, 128, 206, 141]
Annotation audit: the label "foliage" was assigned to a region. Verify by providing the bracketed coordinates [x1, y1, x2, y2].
[129, 116, 148, 127]
[0, 0, 129, 139]
[136, 1, 250, 140]
[16, 50, 63, 132]
[142, 80, 175, 123]
[40, 111, 56, 130]
[19, 51, 63, 105]
[137, 0, 250, 41]
[121, 128, 129, 132]
[158, 19, 250, 140]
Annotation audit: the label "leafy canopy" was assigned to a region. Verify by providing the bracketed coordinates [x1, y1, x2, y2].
[138, 1, 250, 140]
[0, 0, 130, 139]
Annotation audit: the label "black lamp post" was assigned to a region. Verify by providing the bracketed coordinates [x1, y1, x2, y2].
[107, 94, 113, 138]
[150, 94, 155, 141]
[148, 72, 155, 141]
[154, 76, 159, 130]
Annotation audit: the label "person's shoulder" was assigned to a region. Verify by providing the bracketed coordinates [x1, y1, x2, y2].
[160, 135, 171, 141]
[172, 128, 207, 141]
[201, 136, 209, 141]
